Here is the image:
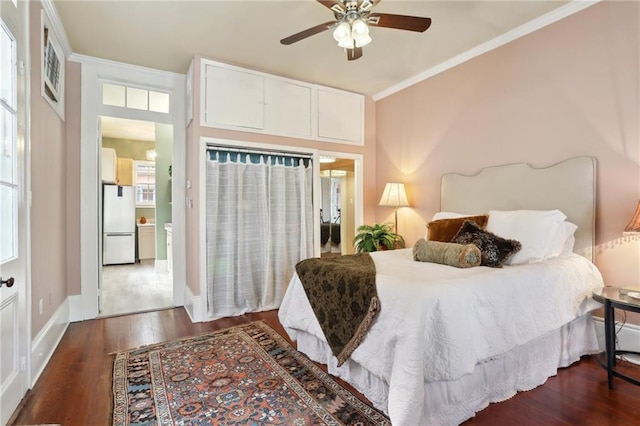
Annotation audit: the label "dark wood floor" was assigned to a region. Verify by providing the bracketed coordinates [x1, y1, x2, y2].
[10, 307, 640, 425]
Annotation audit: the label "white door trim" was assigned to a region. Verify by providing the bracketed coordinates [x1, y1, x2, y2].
[197, 138, 364, 322]
[74, 55, 186, 321]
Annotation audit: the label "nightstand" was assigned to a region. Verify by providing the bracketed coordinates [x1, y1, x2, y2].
[592, 287, 640, 389]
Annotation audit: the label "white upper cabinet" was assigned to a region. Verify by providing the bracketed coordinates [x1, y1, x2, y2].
[317, 88, 363, 144]
[201, 59, 363, 145]
[101, 147, 117, 183]
[264, 79, 312, 138]
[204, 65, 264, 129]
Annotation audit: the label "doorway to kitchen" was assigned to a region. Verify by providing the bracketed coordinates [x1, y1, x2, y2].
[99, 116, 173, 317]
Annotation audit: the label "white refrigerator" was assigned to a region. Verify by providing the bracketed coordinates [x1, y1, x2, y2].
[103, 184, 136, 265]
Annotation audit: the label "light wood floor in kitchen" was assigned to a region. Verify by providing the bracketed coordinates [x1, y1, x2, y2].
[100, 259, 173, 317]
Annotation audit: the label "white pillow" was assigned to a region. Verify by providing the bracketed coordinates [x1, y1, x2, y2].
[486, 210, 568, 265]
[548, 221, 578, 257]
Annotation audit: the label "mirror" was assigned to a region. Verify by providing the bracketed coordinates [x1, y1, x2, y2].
[320, 158, 355, 257]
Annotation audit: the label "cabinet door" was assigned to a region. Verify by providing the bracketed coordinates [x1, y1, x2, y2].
[101, 147, 117, 183]
[317, 89, 363, 144]
[116, 158, 133, 186]
[137, 226, 156, 260]
[204, 65, 264, 129]
[265, 79, 312, 137]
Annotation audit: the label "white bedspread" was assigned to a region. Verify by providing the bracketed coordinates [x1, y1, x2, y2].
[278, 249, 604, 426]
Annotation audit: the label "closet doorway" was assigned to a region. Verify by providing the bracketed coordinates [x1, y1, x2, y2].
[319, 157, 356, 257]
[204, 145, 314, 320]
[98, 116, 173, 317]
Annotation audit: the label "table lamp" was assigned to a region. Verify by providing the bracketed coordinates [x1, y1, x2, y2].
[624, 200, 640, 235]
[378, 182, 409, 234]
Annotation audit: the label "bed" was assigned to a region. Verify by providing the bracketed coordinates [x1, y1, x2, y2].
[278, 157, 604, 425]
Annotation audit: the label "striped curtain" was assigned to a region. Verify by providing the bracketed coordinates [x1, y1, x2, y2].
[206, 150, 313, 319]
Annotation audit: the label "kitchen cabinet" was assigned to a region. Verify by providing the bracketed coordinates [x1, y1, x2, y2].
[201, 59, 361, 144]
[116, 158, 133, 186]
[101, 147, 117, 183]
[137, 223, 156, 260]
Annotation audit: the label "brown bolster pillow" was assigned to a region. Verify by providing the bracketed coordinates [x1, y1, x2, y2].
[413, 239, 481, 268]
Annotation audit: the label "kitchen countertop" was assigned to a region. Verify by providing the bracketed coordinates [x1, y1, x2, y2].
[137, 221, 156, 228]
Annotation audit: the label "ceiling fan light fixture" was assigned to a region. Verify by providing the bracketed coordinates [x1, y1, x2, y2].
[351, 18, 371, 47]
[338, 38, 355, 49]
[332, 22, 351, 43]
[351, 18, 369, 37]
[353, 33, 371, 47]
[280, 0, 432, 61]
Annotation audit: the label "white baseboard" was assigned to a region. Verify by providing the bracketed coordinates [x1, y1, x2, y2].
[183, 284, 203, 322]
[31, 299, 70, 387]
[593, 316, 640, 365]
[67, 294, 85, 322]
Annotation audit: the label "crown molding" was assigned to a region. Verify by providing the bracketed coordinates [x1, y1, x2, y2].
[40, 0, 72, 58]
[372, 0, 600, 101]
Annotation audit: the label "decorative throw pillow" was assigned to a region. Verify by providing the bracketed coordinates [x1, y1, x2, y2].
[427, 215, 489, 243]
[413, 239, 481, 268]
[452, 220, 522, 268]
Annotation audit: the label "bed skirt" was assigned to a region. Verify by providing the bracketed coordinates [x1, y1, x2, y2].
[294, 313, 599, 426]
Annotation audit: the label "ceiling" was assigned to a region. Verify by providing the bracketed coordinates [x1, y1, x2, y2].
[54, 0, 573, 98]
[101, 116, 156, 141]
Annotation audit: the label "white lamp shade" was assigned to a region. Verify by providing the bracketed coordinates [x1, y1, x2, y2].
[338, 38, 355, 49]
[351, 19, 369, 37]
[354, 34, 372, 47]
[351, 19, 371, 47]
[333, 22, 351, 43]
[624, 200, 640, 233]
[378, 183, 409, 207]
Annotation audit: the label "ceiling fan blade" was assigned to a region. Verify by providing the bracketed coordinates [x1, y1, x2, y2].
[280, 21, 337, 45]
[347, 47, 363, 61]
[316, 0, 338, 8]
[358, 0, 381, 13]
[368, 13, 432, 32]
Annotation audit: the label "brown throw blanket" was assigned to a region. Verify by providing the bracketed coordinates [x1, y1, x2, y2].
[295, 253, 379, 366]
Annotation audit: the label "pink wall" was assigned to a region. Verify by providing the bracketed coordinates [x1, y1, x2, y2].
[185, 56, 378, 296]
[29, 3, 69, 336]
[375, 1, 640, 304]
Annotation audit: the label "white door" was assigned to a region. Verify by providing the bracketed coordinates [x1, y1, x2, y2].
[0, 11, 29, 425]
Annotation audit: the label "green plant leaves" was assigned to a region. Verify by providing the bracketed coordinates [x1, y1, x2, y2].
[353, 223, 405, 253]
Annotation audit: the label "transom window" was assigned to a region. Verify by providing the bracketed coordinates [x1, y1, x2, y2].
[102, 82, 170, 114]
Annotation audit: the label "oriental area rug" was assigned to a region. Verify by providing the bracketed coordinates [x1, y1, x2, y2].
[112, 321, 390, 425]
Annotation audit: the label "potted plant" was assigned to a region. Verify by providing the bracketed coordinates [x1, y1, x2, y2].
[353, 223, 405, 253]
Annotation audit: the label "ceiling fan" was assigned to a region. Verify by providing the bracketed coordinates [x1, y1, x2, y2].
[280, 0, 432, 61]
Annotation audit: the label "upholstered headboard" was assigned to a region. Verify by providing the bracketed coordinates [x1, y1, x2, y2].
[441, 156, 596, 262]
